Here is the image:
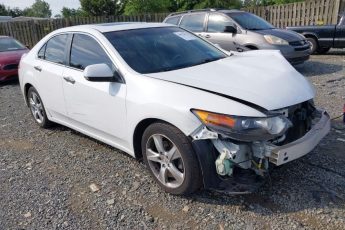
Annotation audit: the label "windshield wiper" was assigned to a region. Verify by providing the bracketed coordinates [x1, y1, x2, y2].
[248, 28, 263, 30]
[200, 58, 220, 64]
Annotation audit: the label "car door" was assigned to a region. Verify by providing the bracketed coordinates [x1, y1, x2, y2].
[34, 34, 68, 120]
[62, 33, 127, 142]
[334, 15, 345, 48]
[203, 13, 238, 51]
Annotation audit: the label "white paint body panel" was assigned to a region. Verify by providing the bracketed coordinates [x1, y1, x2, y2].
[19, 23, 316, 157]
[147, 50, 315, 111]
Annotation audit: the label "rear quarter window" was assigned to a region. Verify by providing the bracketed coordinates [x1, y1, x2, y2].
[43, 34, 68, 64]
[165, 16, 181, 25]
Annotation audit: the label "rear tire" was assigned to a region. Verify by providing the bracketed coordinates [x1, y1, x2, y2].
[27, 87, 52, 128]
[306, 37, 318, 54]
[141, 122, 202, 195]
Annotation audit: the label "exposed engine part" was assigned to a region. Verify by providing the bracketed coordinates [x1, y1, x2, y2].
[213, 139, 274, 177]
[215, 149, 234, 176]
[191, 126, 218, 140]
[277, 100, 315, 145]
[251, 141, 275, 158]
[212, 139, 251, 169]
[251, 158, 269, 176]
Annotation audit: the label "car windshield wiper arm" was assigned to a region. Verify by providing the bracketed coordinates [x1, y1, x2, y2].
[200, 58, 219, 64]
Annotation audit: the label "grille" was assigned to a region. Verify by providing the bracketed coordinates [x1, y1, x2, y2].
[294, 46, 310, 51]
[3, 64, 18, 70]
[289, 40, 308, 46]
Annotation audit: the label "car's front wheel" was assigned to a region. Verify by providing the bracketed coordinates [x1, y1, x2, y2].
[142, 122, 202, 195]
[306, 37, 318, 54]
[27, 87, 52, 128]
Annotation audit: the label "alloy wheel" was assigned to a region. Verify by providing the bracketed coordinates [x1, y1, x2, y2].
[29, 91, 44, 124]
[146, 134, 185, 188]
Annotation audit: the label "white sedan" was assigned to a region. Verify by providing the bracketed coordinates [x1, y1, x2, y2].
[19, 23, 330, 194]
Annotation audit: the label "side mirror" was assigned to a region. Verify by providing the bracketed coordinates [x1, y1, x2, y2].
[224, 25, 237, 34]
[84, 63, 120, 82]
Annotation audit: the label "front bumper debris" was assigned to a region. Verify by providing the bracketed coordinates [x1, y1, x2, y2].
[192, 140, 265, 194]
[269, 110, 330, 166]
[191, 109, 330, 194]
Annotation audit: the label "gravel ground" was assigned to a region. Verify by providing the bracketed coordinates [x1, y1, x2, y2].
[1, 50, 345, 230]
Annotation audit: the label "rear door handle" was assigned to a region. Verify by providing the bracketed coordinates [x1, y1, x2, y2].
[34, 66, 42, 72]
[205, 34, 211, 38]
[63, 76, 75, 84]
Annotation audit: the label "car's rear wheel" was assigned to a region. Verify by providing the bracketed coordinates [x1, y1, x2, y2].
[27, 87, 52, 128]
[142, 122, 202, 195]
[306, 37, 318, 54]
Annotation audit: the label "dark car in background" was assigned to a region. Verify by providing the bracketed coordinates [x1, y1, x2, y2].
[287, 12, 345, 54]
[0, 36, 29, 82]
[164, 9, 311, 65]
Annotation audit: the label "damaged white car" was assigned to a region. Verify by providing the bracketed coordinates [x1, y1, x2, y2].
[19, 23, 331, 194]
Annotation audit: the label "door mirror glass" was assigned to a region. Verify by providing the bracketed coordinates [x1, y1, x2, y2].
[224, 25, 237, 33]
[84, 63, 119, 82]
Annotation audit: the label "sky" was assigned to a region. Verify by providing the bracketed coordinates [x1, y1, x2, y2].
[0, 0, 81, 16]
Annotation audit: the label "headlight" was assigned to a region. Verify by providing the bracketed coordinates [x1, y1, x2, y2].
[264, 35, 289, 45]
[192, 109, 292, 142]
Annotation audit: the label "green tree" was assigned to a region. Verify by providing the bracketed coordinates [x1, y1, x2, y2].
[0, 4, 24, 17]
[0, 4, 8, 15]
[173, 0, 201, 11]
[61, 7, 86, 18]
[24, 0, 52, 18]
[193, 0, 242, 9]
[243, 0, 303, 7]
[80, 0, 122, 16]
[9, 8, 24, 17]
[124, 0, 171, 15]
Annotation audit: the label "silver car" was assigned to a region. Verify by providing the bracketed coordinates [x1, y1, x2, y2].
[164, 9, 311, 65]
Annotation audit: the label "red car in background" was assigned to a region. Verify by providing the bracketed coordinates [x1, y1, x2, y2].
[0, 36, 29, 82]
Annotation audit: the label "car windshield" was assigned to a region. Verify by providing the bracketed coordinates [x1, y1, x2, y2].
[0, 37, 26, 52]
[228, 12, 275, 30]
[104, 27, 227, 74]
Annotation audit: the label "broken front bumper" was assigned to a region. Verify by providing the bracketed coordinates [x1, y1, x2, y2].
[269, 110, 331, 166]
[191, 110, 331, 194]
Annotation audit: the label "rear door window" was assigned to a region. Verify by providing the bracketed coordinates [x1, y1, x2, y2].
[180, 13, 206, 32]
[44, 34, 67, 64]
[165, 16, 181, 25]
[207, 14, 234, 32]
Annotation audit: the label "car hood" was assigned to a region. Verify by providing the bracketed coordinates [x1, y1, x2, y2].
[254, 28, 305, 42]
[145, 50, 315, 111]
[0, 49, 28, 63]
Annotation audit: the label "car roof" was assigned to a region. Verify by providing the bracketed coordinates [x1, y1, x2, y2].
[167, 9, 243, 17]
[58, 22, 174, 33]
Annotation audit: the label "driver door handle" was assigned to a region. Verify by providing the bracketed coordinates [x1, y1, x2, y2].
[204, 34, 211, 38]
[63, 76, 75, 84]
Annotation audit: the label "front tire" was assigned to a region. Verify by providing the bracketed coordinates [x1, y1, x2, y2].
[27, 87, 52, 128]
[142, 122, 202, 195]
[306, 37, 318, 54]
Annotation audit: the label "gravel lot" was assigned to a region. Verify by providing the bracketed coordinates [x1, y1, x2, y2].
[1, 50, 345, 230]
